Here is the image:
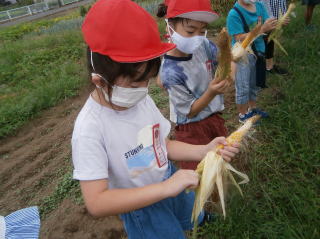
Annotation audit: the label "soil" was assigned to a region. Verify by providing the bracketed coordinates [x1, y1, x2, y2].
[0, 86, 125, 239]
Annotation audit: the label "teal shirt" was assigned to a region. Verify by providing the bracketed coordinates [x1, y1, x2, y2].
[227, 2, 270, 53]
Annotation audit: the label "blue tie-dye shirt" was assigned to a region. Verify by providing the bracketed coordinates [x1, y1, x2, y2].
[160, 39, 224, 125]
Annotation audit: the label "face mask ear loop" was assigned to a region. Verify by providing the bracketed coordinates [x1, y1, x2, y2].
[90, 51, 110, 91]
[90, 50, 96, 73]
[90, 52, 101, 90]
[90, 51, 112, 89]
[204, 30, 208, 38]
[165, 19, 175, 43]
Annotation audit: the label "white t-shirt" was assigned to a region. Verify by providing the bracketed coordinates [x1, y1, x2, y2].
[72, 94, 171, 189]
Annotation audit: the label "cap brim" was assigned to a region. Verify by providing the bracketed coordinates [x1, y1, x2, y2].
[177, 11, 219, 23]
[109, 43, 176, 63]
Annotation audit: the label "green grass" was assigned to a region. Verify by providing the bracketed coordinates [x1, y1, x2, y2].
[211, 0, 236, 16]
[149, 83, 169, 110]
[198, 4, 320, 239]
[0, 16, 86, 138]
[39, 165, 83, 218]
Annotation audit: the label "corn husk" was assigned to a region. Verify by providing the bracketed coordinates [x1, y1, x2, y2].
[214, 28, 232, 84]
[191, 115, 261, 239]
[232, 22, 262, 62]
[268, 3, 296, 55]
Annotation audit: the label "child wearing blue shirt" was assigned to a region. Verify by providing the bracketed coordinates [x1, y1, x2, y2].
[227, 0, 277, 122]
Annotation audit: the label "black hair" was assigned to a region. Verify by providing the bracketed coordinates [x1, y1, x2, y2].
[86, 47, 161, 101]
[157, 3, 167, 18]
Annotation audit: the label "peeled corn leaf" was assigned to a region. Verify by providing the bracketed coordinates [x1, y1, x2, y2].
[273, 38, 288, 55]
[191, 115, 261, 239]
[268, 2, 296, 55]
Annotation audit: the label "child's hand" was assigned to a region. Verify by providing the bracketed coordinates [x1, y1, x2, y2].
[208, 79, 229, 95]
[261, 18, 278, 33]
[163, 170, 199, 197]
[283, 16, 290, 25]
[206, 137, 240, 163]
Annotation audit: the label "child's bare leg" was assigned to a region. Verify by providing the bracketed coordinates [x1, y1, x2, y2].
[305, 5, 315, 25]
[266, 58, 274, 70]
[237, 103, 249, 115]
[248, 100, 257, 110]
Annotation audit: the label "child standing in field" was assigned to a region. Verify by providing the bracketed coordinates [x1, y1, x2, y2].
[260, 0, 289, 75]
[302, 0, 319, 28]
[227, 0, 277, 123]
[71, 0, 240, 238]
[157, 0, 233, 170]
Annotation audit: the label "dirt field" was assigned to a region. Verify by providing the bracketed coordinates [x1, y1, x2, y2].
[0, 85, 125, 238]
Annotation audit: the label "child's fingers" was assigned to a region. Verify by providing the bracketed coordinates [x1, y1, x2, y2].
[213, 79, 227, 87]
[187, 184, 198, 190]
[257, 16, 262, 25]
[231, 142, 241, 148]
[220, 153, 232, 163]
[224, 145, 240, 154]
[267, 17, 277, 23]
[221, 83, 230, 91]
[187, 171, 200, 188]
[213, 136, 228, 146]
[220, 149, 236, 159]
[214, 80, 229, 93]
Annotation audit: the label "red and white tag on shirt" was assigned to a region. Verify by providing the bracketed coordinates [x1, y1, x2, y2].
[206, 60, 212, 75]
[152, 124, 167, 168]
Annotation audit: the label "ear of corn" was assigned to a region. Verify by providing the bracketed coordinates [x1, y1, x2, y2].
[214, 28, 233, 84]
[232, 22, 262, 62]
[191, 115, 261, 239]
[241, 21, 262, 49]
[231, 42, 248, 62]
[268, 2, 296, 55]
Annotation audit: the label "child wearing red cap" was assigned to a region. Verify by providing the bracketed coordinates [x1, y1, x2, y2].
[72, 0, 240, 238]
[157, 0, 232, 170]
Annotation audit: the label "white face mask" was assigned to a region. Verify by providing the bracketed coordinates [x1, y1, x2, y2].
[92, 73, 148, 108]
[90, 52, 148, 108]
[165, 19, 207, 54]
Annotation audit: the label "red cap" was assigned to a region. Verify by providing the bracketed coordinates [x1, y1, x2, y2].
[164, 0, 171, 6]
[166, 0, 219, 23]
[82, 0, 175, 63]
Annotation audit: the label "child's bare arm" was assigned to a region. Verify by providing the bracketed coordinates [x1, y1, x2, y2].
[156, 75, 164, 89]
[80, 170, 198, 217]
[187, 79, 229, 118]
[261, 18, 277, 33]
[234, 17, 277, 42]
[166, 137, 240, 163]
[231, 61, 237, 81]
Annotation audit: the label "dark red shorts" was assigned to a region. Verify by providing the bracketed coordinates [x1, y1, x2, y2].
[175, 113, 228, 170]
